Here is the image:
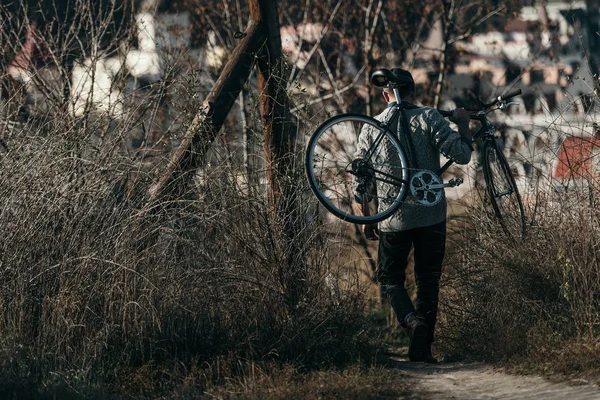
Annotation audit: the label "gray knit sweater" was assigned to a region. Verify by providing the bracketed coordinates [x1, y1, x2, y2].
[355, 103, 472, 232]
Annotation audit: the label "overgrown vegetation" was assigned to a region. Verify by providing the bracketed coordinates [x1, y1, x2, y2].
[0, 109, 384, 398]
[203, 364, 413, 399]
[438, 191, 600, 379]
[0, 2, 385, 396]
[3, 0, 600, 397]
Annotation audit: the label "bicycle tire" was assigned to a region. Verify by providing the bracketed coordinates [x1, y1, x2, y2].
[305, 113, 409, 224]
[481, 138, 526, 240]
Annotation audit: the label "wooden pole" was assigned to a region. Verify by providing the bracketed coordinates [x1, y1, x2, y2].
[252, 0, 304, 310]
[148, 19, 264, 202]
[252, 0, 296, 210]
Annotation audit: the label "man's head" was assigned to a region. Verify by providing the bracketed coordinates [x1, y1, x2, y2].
[383, 68, 415, 103]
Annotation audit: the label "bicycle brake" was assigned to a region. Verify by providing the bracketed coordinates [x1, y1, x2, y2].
[499, 101, 519, 110]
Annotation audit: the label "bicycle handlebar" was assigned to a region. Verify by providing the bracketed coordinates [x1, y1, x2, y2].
[437, 88, 522, 118]
[501, 88, 522, 101]
[481, 88, 522, 109]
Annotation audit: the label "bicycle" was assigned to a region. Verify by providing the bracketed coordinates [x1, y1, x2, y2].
[305, 68, 526, 240]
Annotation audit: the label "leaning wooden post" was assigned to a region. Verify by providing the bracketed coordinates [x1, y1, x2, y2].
[148, 19, 263, 203]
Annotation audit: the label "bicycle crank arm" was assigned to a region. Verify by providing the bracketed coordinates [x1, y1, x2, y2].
[425, 177, 464, 190]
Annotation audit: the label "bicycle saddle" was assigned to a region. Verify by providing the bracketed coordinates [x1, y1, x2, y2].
[370, 68, 414, 87]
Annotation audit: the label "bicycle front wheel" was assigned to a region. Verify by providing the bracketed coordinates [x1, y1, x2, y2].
[481, 139, 526, 240]
[305, 113, 409, 224]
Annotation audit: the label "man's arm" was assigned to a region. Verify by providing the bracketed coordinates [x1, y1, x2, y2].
[427, 108, 473, 164]
[353, 196, 379, 240]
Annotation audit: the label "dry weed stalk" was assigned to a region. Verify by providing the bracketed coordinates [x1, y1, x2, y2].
[0, 1, 378, 396]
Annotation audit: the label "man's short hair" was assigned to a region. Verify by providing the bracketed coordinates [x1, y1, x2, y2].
[391, 68, 414, 84]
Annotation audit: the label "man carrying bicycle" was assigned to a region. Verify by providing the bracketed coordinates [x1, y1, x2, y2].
[355, 68, 472, 363]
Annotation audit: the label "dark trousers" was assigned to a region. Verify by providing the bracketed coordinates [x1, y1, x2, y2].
[377, 221, 446, 344]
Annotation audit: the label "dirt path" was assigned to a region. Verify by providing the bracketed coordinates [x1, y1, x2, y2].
[390, 356, 600, 399]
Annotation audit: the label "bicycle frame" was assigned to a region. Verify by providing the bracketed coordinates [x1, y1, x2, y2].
[360, 100, 492, 184]
[304, 78, 524, 231]
[353, 86, 522, 201]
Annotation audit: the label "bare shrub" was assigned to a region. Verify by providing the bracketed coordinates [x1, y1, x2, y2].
[0, 108, 379, 396]
[438, 190, 600, 370]
[0, 2, 380, 397]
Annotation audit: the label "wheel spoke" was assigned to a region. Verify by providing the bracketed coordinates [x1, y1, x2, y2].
[306, 114, 409, 224]
[483, 142, 526, 240]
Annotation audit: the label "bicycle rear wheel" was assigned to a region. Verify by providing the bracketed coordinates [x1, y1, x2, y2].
[305, 113, 409, 224]
[481, 139, 526, 239]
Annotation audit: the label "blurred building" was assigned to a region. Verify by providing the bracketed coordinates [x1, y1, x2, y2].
[409, 1, 600, 196]
[3, 0, 599, 195]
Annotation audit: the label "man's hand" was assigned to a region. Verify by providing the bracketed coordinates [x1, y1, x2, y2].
[363, 223, 379, 240]
[450, 108, 473, 141]
[450, 108, 471, 125]
[353, 199, 379, 240]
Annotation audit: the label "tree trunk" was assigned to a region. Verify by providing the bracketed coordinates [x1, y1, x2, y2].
[433, 1, 455, 109]
[251, 0, 305, 311]
[433, 37, 447, 109]
[147, 0, 305, 312]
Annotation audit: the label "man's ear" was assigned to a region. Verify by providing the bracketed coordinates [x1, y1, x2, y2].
[383, 91, 390, 102]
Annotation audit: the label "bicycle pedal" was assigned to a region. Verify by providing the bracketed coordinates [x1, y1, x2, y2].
[448, 177, 463, 187]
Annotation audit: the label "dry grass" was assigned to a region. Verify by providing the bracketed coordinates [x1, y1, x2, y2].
[202, 364, 414, 399]
[0, 109, 386, 397]
[437, 189, 600, 378]
[0, 41, 385, 400]
[0, 0, 399, 394]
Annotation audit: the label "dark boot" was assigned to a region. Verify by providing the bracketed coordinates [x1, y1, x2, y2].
[424, 343, 438, 364]
[405, 314, 428, 362]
